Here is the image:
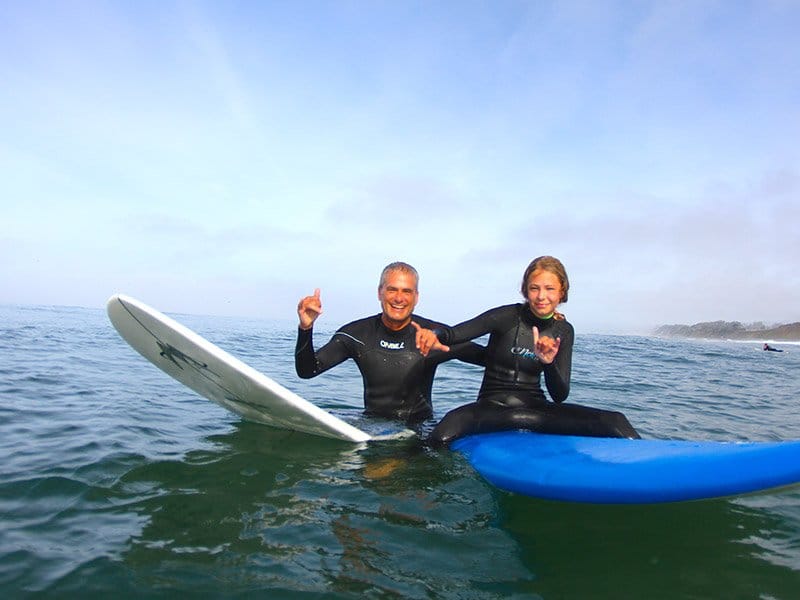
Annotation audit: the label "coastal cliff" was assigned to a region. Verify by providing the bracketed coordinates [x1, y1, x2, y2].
[654, 321, 800, 341]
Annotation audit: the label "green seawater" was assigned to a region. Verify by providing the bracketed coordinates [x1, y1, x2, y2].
[2, 304, 799, 598]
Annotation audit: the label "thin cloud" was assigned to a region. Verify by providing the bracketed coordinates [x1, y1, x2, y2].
[179, 4, 257, 131]
[324, 175, 471, 227]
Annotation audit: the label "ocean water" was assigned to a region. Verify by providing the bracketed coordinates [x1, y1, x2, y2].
[2, 303, 800, 599]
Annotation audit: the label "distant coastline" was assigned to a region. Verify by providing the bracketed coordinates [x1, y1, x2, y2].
[654, 320, 800, 341]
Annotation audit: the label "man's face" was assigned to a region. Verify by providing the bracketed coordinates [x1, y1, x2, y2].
[378, 270, 419, 330]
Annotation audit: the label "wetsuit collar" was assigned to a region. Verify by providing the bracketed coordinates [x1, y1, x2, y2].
[520, 303, 556, 326]
[380, 313, 412, 331]
[524, 303, 554, 320]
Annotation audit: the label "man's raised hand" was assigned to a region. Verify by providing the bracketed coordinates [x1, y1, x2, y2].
[297, 288, 323, 330]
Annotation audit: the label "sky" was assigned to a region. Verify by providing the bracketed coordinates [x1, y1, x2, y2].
[2, 1, 799, 334]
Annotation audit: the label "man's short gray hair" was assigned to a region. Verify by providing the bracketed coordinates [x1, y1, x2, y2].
[378, 262, 419, 289]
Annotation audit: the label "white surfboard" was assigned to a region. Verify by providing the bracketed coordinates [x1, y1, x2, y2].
[107, 294, 371, 442]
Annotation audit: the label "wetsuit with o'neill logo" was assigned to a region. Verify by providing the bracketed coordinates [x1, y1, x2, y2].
[295, 314, 485, 423]
[428, 303, 640, 445]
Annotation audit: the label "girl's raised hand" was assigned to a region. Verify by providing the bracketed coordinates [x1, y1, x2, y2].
[533, 325, 561, 364]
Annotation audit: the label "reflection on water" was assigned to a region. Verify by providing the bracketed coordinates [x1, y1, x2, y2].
[108, 424, 534, 597]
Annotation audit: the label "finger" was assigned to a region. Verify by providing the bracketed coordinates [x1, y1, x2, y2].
[532, 326, 539, 345]
[415, 332, 425, 351]
[313, 288, 321, 299]
[300, 297, 318, 312]
[413, 324, 429, 351]
[417, 334, 431, 355]
[424, 339, 450, 355]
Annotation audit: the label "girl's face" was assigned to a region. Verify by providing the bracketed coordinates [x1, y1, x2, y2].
[525, 269, 563, 318]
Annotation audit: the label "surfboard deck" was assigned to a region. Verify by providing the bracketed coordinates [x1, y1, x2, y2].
[107, 294, 371, 442]
[452, 431, 800, 504]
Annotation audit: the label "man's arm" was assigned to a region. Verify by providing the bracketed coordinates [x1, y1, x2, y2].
[295, 287, 346, 378]
[294, 327, 352, 379]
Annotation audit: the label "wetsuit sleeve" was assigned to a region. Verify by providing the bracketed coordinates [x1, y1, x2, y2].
[294, 327, 352, 378]
[434, 307, 504, 345]
[542, 323, 573, 403]
[413, 315, 485, 367]
[446, 341, 486, 366]
[427, 340, 486, 367]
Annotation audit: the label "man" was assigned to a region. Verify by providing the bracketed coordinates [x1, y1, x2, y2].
[295, 261, 484, 424]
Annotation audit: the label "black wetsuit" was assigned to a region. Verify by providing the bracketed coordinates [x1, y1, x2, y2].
[428, 303, 639, 445]
[295, 314, 485, 423]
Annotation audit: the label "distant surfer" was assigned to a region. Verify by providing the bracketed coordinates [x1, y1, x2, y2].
[414, 256, 640, 446]
[763, 343, 783, 352]
[295, 262, 485, 424]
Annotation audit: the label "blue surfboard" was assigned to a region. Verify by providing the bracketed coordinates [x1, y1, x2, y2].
[452, 431, 800, 504]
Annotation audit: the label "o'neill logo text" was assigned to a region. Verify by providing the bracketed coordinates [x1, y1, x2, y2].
[511, 346, 538, 360]
[380, 340, 405, 350]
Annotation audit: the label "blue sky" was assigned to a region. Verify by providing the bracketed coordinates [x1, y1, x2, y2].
[2, 1, 799, 334]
